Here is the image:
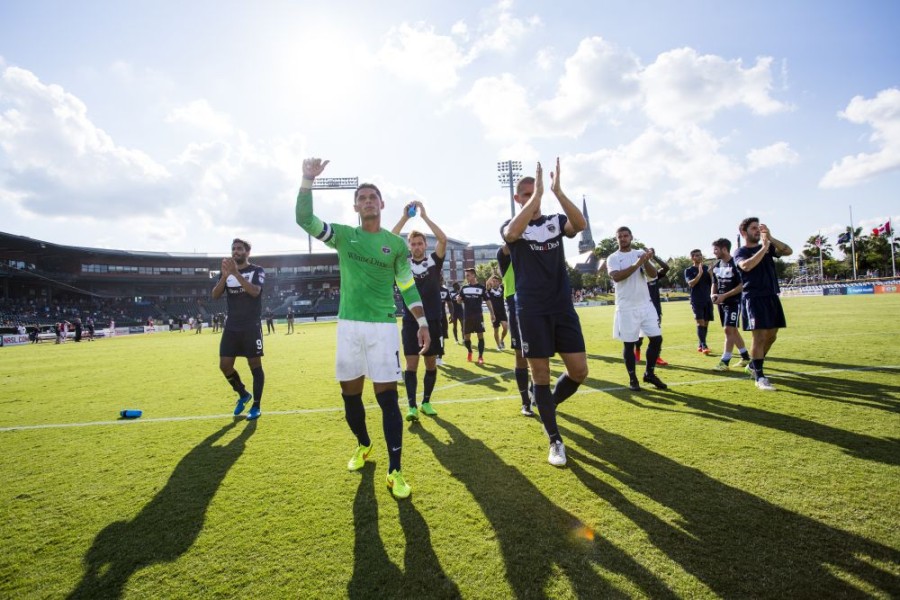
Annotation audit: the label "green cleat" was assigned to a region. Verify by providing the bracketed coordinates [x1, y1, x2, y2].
[347, 444, 373, 471]
[714, 361, 729, 372]
[405, 406, 419, 422]
[737, 358, 751, 368]
[387, 470, 411, 499]
[420, 402, 438, 416]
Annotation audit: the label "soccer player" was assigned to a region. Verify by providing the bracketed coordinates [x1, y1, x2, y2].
[391, 200, 447, 421]
[486, 275, 509, 350]
[502, 158, 588, 467]
[286, 307, 295, 334]
[734, 218, 792, 391]
[711, 238, 751, 371]
[295, 157, 429, 499]
[265, 308, 275, 335]
[497, 245, 534, 416]
[211, 238, 266, 421]
[437, 278, 452, 365]
[456, 268, 493, 365]
[634, 254, 670, 366]
[685, 249, 714, 354]
[449, 282, 463, 344]
[607, 227, 667, 392]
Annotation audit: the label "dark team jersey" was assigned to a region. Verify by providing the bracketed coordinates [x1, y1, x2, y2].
[439, 286, 452, 318]
[684, 265, 713, 304]
[402, 252, 444, 321]
[220, 264, 265, 331]
[457, 283, 488, 319]
[501, 214, 574, 316]
[647, 265, 668, 309]
[712, 258, 741, 305]
[487, 285, 505, 313]
[734, 244, 781, 297]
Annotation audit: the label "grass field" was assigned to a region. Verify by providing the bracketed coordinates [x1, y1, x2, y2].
[1, 294, 899, 599]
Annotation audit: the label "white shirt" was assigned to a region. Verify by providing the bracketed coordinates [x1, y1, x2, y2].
[608, 249, 653, 309]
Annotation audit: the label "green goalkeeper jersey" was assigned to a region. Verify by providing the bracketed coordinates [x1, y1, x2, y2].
[296, 187, 422, 323]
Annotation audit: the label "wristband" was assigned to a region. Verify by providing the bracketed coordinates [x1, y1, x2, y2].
[301, 177, 315, 188]
[417, 316, 428, 328]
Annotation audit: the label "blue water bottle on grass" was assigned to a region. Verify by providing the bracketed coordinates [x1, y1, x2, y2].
[120, 409, 142, 419]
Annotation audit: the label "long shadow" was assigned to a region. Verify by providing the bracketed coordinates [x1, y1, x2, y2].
[558, 413, 900, 598]
[434, 362, 507, 391]
[773, 371, 900, 414]
[417, 417, 678, 599]
[68, 420, 256, 599]
[348, 463, 461, 599]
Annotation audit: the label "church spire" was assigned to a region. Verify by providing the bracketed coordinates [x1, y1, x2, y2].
[578, 195, 596, 253]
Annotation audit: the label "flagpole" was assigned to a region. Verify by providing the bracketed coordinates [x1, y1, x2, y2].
[890, 217, 896, 278]
[818, 231, 824, 281]
[849, 205, 857, 280]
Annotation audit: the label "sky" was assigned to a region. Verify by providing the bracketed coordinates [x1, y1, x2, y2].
[1, 0, 898, 262]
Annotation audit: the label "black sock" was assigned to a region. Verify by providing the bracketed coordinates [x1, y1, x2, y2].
[250, 366, 264, 408]
[464, 339, 472, 353]
[225, 370, 247, 396]
[534, 384, 561, 444]
[375, 390, 403, 473]
[403, 370, 418, 407]
[623, 343, 637, 378]
[645, 336, 662, 375]
[342, 393, 370, 447]
[697, 325, 708, 346]
[752, 358, 765, 379]
[740, 349, 751, 360]
[423, 369, 436, 403]
[553, 373, 581, 406]
[635, 337, 643, 351]
[515, 368, 530, 406]
[477, 338, 484, 357]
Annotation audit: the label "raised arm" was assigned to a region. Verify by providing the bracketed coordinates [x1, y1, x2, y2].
[295, 157, 331, 237]
[416, 202, 448, 259]
[503, 162, 543, 243]
[549, 157, 586, 236]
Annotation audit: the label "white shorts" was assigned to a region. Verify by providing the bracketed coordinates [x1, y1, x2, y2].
[335, 320, 402, 383]
[613, 303, 662, 342]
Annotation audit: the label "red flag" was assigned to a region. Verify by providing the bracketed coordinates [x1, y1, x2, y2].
[872, 221, 892, 237]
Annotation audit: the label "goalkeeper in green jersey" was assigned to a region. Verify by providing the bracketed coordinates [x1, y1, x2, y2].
[295, 157, 430, 500]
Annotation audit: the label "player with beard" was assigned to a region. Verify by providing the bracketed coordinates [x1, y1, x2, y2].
[607, 227, 667, 392]
[391, 200, 447, 421]
[733, 218, 792, 391]
[212, 238, 266, 421]
[296, 157, 429, 499]
[710, 238, 752, 371]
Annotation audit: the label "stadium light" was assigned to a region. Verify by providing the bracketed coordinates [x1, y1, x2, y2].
[307, 176, 359, 252]
[497, 160, 522, 217]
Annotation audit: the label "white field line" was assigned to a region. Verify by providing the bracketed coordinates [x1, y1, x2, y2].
[1, 365, 897, 433]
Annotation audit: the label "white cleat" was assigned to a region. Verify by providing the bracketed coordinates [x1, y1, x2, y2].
[755, 377, 777, 391]
[548, 440, 567, 467]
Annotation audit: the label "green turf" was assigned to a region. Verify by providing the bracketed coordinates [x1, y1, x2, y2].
[1, 295, 898, 598]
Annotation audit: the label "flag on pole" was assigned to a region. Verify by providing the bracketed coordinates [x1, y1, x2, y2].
[837, 231, 851, 244]
[872, 221, 892, 237]
[814, 236, 823, 248]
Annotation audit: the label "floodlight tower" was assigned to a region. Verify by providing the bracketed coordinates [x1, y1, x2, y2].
[497, 160, 522, 218]
[307, 176, 359, 253]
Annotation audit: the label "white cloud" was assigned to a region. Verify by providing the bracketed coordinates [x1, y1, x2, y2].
[535, 47, 555, 71]
[375, 22, 469, 93]
[467, 0, 540, 58]
[819, 88, 900, 188]
[165, 99, 234, 136]
[0, 66, 174, 217]
[641, 48, 789, 127]
[747, 141, 799, 171]
[460, 74, 535, 142]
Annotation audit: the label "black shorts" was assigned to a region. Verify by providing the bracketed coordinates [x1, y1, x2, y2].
[463, 314, 484, 335]
[402, 318, 444, 356]
[718, 302, 740, 328]
[691, 301, 714, 321]
[439, 313, 448, 339]
[220, 326, 264, 358]
[491, 304, 508, 328]
[507, 298, 521, 350]
[517, 306, 585, 359]
[742, 296, 786, 331]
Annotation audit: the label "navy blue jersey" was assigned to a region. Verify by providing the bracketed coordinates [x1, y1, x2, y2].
[712, 258, 741, 306]
[501, 214, 573, 316]
[402, 251, 444, 321]
[439, 285, 452, 318]
[685, 265, 713, 304]
[457, 283, 487, 319]
[220, 264, 265, 331]
[487, 285, 505, 313]
[734, 244, 780, 297]
[647, 264, 668, 309]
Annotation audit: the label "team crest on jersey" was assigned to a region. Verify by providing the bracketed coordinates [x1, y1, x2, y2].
[547, 223, 557, 234]
[382, 246, 391, 254]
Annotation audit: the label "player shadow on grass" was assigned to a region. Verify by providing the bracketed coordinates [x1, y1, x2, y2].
[764, 368, 900, 414]
[432, 362, 508, 392]
[67, 419, 256, 600]
[349, 463, 461, 599]
[417, 417, 678, 600]
[641, 387, 900, 466]
[557, 413, 900, 598]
